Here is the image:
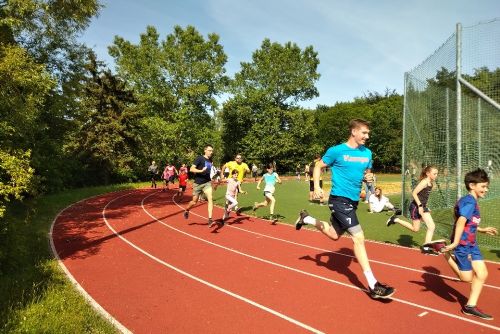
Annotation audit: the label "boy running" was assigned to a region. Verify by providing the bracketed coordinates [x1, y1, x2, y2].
[176, 168, 189, 202]
[439, 168, 498, 320]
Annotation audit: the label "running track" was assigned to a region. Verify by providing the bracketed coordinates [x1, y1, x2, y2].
[50, 188, 500, 333]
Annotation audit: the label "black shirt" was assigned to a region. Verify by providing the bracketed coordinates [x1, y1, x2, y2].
[192, 155, 213, 185]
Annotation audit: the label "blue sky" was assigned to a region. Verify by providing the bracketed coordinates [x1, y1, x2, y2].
[80, 0, 499, 108]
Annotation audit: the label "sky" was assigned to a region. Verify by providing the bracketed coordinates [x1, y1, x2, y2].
[79, 0, 500, 108]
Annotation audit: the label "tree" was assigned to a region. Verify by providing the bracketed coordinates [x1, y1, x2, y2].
[65, 52, 140, 185]
[109, 25, 228, 167]
[232, 39, 320, 110]
[0, 0, 103, 191]
[222, 39, 321, 167]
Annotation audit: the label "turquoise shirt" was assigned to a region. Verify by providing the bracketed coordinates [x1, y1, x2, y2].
[263, 172, 278, 193]
[322, 143, 372, 201]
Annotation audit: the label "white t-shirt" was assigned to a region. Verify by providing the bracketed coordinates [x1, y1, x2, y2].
[368, 194, 391, 212]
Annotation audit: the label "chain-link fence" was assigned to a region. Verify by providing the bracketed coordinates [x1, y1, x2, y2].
[402, 18, 500, 250]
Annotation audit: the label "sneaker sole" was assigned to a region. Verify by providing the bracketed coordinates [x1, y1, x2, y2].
[370, 289, 395, 299]
[294, 216, 304, 230]
[461, 310, 493, 320]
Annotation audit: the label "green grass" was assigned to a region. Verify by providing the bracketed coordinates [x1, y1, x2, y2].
[213, 177, 499, 262]
[0, 183, 146, 334]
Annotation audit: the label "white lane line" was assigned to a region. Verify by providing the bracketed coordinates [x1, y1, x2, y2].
[139, 192, 500, 332]
[419, 312, 429, 317]
[49, 192, 136, 334]
[168, 193, 500, 291]
[104, 192, 325, 334]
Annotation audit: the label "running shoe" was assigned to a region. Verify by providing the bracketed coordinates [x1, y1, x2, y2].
[386, 215, 397, 226]
[222, 211, 229, 221]
[208, 218, 215, 228]
[420, 245, 439, 256]
[368, 282, 395, 299]
[461, 305, 493, 320]
[295, 210, 309, 230]
[252, 202, 258, 212]
[183, 210, 189, 219]
[236, 207, 242, 215]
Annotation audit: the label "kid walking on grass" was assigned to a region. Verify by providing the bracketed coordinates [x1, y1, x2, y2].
[386, 165, 439, 255]
[253, 163, 282, 222]
[222, 170, 247, 222]
[439, 168, 498, 320]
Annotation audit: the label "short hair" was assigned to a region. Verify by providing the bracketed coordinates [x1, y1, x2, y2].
[464, 168, 489, 191]
[266, 163, 274, 170]
[349, 119, 370, 132]
[231, 169, 239, 175]
[204, 144, 213, 149]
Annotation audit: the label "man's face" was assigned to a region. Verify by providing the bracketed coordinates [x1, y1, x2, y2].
[352, 125, 370, 146]
[235, 155, 243, 164]
[205, 146, 214, 158]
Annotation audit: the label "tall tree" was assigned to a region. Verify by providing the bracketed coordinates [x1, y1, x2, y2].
[65, 52, 139, 185]
[232, 39, 320, 110]
[0, 0, 103, 191]
[222, 39, 321, 166]
[109, 25, 228, 166]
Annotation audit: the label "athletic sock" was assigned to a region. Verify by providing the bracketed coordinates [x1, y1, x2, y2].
[303, 216, 316, 225]
[363, 270, 377, 289]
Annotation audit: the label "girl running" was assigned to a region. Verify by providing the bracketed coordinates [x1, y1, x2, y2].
[222, 170, 247, 221]
[386, 165, 439, 254]
[253, 163, 282, 222]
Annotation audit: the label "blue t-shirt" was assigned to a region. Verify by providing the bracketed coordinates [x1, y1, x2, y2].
[322, 143, 372, 201]
[452, 194, 480, 246]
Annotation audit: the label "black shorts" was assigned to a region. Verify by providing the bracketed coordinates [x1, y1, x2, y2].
[179, 185, 186, 191]
[328, 195, 361, 232]
[309, 180, 323, 192]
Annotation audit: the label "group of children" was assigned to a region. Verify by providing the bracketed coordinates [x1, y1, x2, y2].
[148, 161, 189, 200]
[220, 163, 282, 223]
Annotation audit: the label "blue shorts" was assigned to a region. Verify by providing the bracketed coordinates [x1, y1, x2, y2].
[328, 196, 362, 235]
[453, 244, 483, 271]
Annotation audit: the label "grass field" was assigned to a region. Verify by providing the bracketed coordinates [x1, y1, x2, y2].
[212, 174, 499, 262]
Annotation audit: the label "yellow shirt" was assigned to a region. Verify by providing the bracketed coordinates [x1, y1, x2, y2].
[225, 161, 250, 182]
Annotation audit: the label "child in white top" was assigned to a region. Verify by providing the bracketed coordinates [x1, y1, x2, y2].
[223, 170, 246, 221]
[368, 187, 395, 213]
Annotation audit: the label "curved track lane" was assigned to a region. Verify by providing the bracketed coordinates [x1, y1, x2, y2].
[51, 188, 500, 333]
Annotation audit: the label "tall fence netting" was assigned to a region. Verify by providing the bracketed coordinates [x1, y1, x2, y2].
[402, 18, 500, 250]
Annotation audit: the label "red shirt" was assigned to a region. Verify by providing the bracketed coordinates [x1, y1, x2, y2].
[178, 173, 188, 186]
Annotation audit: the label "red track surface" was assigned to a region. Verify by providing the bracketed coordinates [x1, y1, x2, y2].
[51, 188, 500, 333]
